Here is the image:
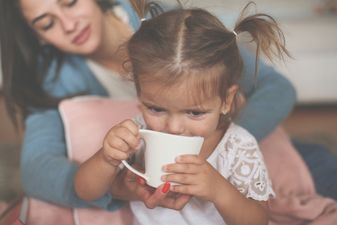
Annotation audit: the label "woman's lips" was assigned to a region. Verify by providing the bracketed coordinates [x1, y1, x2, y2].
[72, 26, 91, 45]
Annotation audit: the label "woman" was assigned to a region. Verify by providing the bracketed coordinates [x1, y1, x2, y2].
[0, 0, 335, 211]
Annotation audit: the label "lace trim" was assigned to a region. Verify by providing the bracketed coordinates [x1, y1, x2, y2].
[218, 127, 275, 201]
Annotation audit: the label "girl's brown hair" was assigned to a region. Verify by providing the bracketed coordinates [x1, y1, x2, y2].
[128, 1, 289, 125]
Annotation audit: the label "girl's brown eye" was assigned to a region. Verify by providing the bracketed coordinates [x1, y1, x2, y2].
[188, 111, 206, 117]
[147, 106, 165, 113]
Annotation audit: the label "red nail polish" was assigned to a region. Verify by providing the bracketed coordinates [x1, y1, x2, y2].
[161, 182, 170, 193]
[137, 177, 145, 185]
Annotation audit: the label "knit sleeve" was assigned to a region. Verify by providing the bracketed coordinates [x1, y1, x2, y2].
[235, 47, 297, 141]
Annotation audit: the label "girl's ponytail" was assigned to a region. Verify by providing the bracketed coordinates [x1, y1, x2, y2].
[129, 0, 147, 19]
[129, 0, 165, 21]
[234, 2, 290, 75]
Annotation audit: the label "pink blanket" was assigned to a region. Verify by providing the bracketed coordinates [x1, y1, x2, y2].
[22, 98, 337, 225]
[260, 127, 337, 225]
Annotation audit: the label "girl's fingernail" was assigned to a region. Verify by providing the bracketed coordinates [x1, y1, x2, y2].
[161, 182, 170, 193]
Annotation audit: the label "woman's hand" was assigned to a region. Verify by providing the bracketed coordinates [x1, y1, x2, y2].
[111, 165, 191, 210]
[133, 177, 191, 210]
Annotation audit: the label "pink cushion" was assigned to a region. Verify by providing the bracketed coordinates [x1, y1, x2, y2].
[26, 198, 74, 225]
[60, 96, 140, 163]
[26, 96, 140, 225]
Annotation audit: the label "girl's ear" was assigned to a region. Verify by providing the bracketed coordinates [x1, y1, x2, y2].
[221, 85, 239, 115]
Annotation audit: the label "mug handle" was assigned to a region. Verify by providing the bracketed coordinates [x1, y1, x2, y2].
[122, 160, 148, 181]
[121, 129, 149, 181]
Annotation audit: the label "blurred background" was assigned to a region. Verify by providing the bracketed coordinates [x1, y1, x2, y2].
[191, 0, 337, 104]
[0, 0, 337, 221]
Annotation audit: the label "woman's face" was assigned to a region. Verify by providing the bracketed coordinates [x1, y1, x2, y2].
[19, 0, 106, 55]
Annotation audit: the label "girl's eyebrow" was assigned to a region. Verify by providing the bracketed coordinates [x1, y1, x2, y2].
[31, 14, 48, 26]
[142, 100, 163, 108]
[141, 100, 169, 111]
[142, 99, 209, 112]
[185, 106, 210, 112]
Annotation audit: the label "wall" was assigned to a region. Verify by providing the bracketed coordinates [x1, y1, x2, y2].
[191, 0, 337, 104]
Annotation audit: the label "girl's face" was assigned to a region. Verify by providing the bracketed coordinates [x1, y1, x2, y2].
[19, 0, 106, 55]
[138, 80, 235, 144]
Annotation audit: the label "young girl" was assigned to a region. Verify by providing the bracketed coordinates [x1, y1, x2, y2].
[1, 0, 304, 210]
[75, 3, 290, 225]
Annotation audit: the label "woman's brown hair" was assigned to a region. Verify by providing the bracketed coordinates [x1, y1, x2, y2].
[0, 0, 161, 127]
[0, 0, 116, 127]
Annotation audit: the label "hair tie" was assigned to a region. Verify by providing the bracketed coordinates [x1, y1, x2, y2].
[233, 30, 238, 37]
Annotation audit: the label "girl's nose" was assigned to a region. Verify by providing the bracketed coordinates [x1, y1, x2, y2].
[166, 116, 185, 135]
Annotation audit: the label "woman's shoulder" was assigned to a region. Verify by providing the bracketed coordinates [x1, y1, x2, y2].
[45, 55, 89, 79]
[43, 55, 105, 97]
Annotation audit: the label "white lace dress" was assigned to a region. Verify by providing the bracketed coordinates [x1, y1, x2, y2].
[130, 122, 275, 225]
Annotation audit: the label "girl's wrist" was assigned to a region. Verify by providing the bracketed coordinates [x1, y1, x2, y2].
[211, 179, 232, 208]
[99, 149, 121, 167]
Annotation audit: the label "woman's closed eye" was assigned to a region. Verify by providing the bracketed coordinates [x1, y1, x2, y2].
[36, 18, 55, 31]
[61, 0, 78, 7]
[42, 21, 54, 31]
[36, 0, 77, 31]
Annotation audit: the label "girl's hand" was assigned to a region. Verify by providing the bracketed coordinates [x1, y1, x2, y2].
[102, 119, 140, 166]
[162, 154, 227, 203]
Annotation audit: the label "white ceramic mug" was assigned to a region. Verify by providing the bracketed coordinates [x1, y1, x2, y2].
[122, 129, 204, 188]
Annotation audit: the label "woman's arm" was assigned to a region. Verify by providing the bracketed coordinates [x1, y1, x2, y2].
[21, 56, 124, 210]
[21, 109, 124, 210]
[235, 48, 297, 141]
